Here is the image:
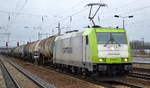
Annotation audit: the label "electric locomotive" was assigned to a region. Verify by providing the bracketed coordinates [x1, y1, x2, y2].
[53, 27, 132, 78]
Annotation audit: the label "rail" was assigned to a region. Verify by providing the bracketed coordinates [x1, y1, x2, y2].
[133, 67, 150, 73]
[133, 62, 150, 65]
[129, 72, 150, 80]
[110, 80, 143, 88]
[6, 59, 55, 88]
[46, 66, 144, 88]
[0, 59, 20, 88]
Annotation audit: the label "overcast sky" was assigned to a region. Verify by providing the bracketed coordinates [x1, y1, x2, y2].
[0, 0, 150, 47]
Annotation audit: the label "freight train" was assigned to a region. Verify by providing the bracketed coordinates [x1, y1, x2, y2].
[1, 27, 132, 79]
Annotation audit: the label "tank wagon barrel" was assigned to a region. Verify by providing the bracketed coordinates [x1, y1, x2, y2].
[24, 43, 31, 57]
[38, 36, 56, 63]
[8, 36, 56, 64]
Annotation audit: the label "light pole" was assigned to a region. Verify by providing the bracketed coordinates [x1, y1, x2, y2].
[114, 15, 133, 29]
[141, 38, 144, 49]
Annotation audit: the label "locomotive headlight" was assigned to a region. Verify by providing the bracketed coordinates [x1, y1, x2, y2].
[110, 47, 115, 50]
[124, 58, 128, 62]
[99, 58, 103, 62]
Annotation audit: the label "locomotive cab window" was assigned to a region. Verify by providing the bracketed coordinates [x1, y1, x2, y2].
[85, 36, 88, 45]
[96, 32, 127, 44]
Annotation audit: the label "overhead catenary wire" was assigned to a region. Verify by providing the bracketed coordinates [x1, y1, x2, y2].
[0, 1, 147, 21]
[0, 2, 88, 31]
[59, 7, 88, 22]
[0, 9, 49, 17]
[54, 0, 88, 18]
[36, 8, 86, 32]
[127, 19, 150, 26]
[1, 1, 150, 31]
[59, 2, 108, 28]
[14, 0, 21, 12]
[57, 0, 106, 23]
[98, 0, 150, 19]
[119, 4, 150, 15]
[105, 0, 143, 13]
[97, 3, 150, 23]
[7, 0, 28, 29]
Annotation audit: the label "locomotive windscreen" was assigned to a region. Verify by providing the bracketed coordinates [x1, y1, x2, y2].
[96, 32, 127, 44]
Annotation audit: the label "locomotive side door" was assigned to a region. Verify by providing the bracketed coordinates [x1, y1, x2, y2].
[82, 36, 89, 65]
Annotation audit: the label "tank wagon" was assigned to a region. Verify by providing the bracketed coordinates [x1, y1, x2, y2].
[7, 27, 132, 78]
[37, 36, 56, 64]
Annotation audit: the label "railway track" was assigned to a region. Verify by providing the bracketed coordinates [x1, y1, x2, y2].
[1, 55, 149, 88]
[0, 58, 55, 88]
[133, 62, 150, 72]
[78, 75, 144, 88]
[103, 80, 143, 88]
[48, 64, 150, 88]
[129, 72, 150, 80]
[133, 67, 150, 73]
[45, 66, 144, 88]
[0, 59, 20, 88]
[131, 63, 150, 80]
[84, 78, 144, 88]
[36, 62, 148, 88]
